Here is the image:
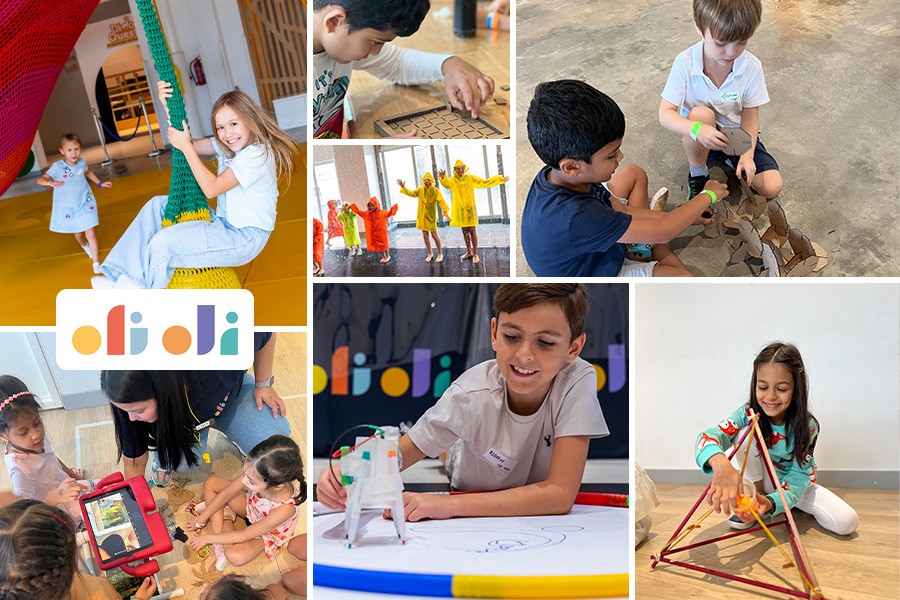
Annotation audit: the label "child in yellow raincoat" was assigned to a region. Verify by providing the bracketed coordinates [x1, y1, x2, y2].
[438, 159, 509, 264]
[337, 201, 362, 257]
[397, 173, 450, 263]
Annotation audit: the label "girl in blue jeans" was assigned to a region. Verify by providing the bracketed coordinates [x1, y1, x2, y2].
[92, 82, 299, 289]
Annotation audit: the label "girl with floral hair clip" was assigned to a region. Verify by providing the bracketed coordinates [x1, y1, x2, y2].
[0, 376, 94, 527]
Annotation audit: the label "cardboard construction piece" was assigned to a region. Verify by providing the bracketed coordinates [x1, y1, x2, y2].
[650, 412, 827, 599]
[719, 125, 753, 156]
[759, 229, 827, 277]
[374, 103, 507, 139]
[729, 216, 764, 262]
[703, 196, 729, 238]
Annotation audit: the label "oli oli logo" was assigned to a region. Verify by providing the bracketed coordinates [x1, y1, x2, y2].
[312, 343, 627, 398]
[56, 290, 254, 369]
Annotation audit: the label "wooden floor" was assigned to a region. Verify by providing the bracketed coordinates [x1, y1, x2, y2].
[636, 482, 899, 600]
[0, 332, 308, 598]
[0, 146, 307, 326]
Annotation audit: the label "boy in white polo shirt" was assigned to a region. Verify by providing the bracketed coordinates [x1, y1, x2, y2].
[316, 283, 610, 521]
[659, 0, 783, 201]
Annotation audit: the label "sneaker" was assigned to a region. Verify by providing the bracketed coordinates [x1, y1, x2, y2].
[650, 187, 669, 211]
[625, 243, 654, 262]
[688, 174, 709, 201]
[728, 514, 770, 530]
[92, 261, 102, 274]
[689, 174, 711, 216]
[213, 543, 229, 571]
[90, 276, 114, 290]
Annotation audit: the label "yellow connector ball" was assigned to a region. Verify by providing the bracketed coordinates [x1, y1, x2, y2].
[738, 496, 751, 508]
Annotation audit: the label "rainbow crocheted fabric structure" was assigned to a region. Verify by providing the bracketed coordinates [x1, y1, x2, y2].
[0, 0, 99, 196]
[134, 0, 240, 289]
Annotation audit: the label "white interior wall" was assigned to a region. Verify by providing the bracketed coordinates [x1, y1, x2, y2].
[0, 334, 56, 408]
[73, 15, 141, 115]
[332, 145, 377, 234]
[127, 0, 256, 140]
[636, 283, 900, 473]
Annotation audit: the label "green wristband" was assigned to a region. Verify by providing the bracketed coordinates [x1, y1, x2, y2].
[700, 189, 717, 204]
[690, 121, 703, 141]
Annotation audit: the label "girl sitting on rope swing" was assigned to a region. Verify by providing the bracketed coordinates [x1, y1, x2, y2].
[92, 81, 299, 289]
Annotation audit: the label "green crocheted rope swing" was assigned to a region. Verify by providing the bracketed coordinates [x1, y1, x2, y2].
[134, 0, 240, 289]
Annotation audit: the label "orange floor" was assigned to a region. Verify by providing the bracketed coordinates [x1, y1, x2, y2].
[0, 145, 307, 326]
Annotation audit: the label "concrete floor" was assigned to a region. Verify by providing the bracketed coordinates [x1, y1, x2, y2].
[515, 0, 900, 276]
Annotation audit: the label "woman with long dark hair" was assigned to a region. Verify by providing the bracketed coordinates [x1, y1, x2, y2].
[103, 333, 290, 482]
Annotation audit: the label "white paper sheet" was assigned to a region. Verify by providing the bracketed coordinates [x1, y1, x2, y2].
[313, 504, 628, 576]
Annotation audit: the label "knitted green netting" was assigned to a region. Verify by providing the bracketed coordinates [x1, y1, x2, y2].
[134, 0, 239, 289]
[134, 0, 209, 225]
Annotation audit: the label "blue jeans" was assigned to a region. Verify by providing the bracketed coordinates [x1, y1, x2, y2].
[168, 373, 291, 473]
[100, 195, 271, 288]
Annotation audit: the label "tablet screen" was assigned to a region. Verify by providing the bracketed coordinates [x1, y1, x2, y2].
[83, 486, 155, 565]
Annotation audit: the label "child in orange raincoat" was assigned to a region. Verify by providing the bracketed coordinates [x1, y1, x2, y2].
[397, 172, 450, 263]
[350, 197, 398, 263]
[325, 199, 343, 248]
[439, 159, 508, 264]
[312, 217, 324, 275]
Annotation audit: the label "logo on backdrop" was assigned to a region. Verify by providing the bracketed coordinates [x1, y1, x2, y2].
[312, 343, 627, 399]
[56, 290, 254, 369]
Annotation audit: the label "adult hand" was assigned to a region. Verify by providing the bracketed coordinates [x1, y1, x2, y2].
[316, 464, 347, 510]
[254, 386, 287, 418]
[441, 57, 494, 118]
[133, 578, 157, 600]
[696, 123, 729, 151]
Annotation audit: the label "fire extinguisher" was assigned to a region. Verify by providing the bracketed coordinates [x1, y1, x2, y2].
[189, 57, 206, 86]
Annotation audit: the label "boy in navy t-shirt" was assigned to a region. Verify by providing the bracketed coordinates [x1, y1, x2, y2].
[522, 80, 728, 277]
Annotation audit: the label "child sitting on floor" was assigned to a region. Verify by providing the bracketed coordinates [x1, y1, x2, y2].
[397, 173, 450, 263]
[697, 342, 858, 535]
[189, 435, 307, 571]
[38, 133, 111, 274]
[522, 80, 729, 277]
[349, 197, 398, 263]
[0, 499, 156, 599]
[312, 0, 495, 138]
[0, 376, 93, 526]
[317, 283, 609, 521]
[338, 201, 362, 256]
[92, 81, 299, 289]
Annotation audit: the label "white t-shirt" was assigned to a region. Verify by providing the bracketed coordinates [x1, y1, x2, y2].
[312, 44, 448, 138]
[407, 358, 610, 491]
[212, 139, 278, 231]
[661, 40, 769, 127]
